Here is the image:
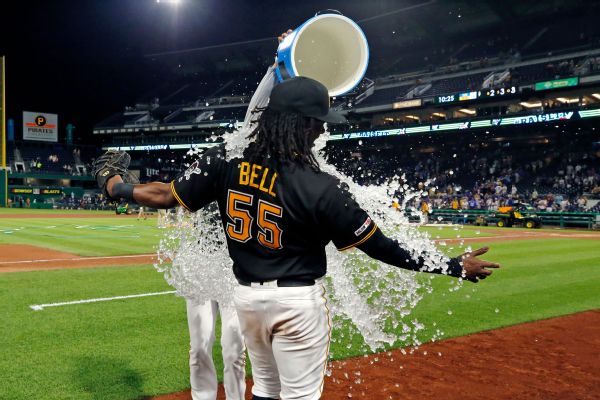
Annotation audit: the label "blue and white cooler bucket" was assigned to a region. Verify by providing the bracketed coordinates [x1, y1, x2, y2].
[275, 11, 369, 97]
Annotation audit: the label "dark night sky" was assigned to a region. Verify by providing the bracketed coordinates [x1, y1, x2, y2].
[0, 0, 397, 144]
[1, 0, 595, 144]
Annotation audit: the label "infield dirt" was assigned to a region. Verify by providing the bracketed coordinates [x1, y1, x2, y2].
[1, 228, 599, 273]
[0, 244, 156, 272]
[150, 310, 600, 400]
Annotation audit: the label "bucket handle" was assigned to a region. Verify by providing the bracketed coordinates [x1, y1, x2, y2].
[315, 9, 343, 16]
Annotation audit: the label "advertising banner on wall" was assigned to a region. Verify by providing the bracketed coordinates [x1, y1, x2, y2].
[23, 111, 58, 142]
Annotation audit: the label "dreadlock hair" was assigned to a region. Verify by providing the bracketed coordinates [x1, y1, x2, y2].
[246, 108, 324, 171]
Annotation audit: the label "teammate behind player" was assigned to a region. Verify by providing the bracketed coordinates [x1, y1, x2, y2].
[182, 62, 279, 400]
[186, 299, 245, 400]
[137, 205, 147, 220]
[96, 77, 499, 400]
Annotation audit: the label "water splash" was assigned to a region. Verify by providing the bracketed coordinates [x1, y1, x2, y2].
[312, 131, 462, 352]
[155, 127, 463, 354]
[155, 207, 236, 307]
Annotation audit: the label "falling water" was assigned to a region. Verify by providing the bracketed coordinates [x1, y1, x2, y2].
[155, 126, 465, 355]
[153, 127, 469, 400]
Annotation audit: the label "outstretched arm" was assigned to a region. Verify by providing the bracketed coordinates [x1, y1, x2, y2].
[319, 182, 500, 282]
[356, 227, 500, 282]
[107, 175, 177, 209]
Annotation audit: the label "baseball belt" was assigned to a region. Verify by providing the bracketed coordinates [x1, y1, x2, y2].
[236, 278, 316, 287]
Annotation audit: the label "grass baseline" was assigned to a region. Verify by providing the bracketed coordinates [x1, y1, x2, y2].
[1, 236, 599, 399]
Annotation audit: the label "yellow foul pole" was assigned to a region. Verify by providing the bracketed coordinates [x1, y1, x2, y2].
[1, 56, 6, 207]
[1, 56, 5, 169]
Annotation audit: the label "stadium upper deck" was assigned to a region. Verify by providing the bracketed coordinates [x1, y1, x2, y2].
[94, 46, 600, 148]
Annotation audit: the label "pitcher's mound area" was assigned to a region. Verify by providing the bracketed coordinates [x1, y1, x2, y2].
[0, 244, 155, 272]
[151, 310, 600, 400]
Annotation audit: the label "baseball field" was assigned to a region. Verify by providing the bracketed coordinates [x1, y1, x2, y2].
[1, 208, 599, 400]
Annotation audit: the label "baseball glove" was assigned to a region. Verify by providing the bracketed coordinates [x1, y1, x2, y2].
[92, 150, 139, 199]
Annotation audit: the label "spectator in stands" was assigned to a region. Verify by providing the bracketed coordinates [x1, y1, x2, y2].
[511, 185, 517, 196]
[468, 197, 478, 209]
[531, 188, 539, 201]
[537, 198, 547, 211]
[420, 199, 430, 224]
[451, 197, 459, 210]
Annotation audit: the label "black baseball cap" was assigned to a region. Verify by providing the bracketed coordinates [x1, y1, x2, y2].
[267, 77, 347, 124]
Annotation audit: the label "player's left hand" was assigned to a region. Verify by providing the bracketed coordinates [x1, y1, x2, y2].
[460, 247, 500, 282]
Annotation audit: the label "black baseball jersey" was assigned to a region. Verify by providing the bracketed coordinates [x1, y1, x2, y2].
[171, 145, 376, 282]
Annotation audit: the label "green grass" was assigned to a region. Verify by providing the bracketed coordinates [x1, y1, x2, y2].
[1, 205, 587, 257]
[0, 208, 116, 215]
[0, 218, 160, 256]
[408, 238, 600, 343]
[1, 266, 190, 400]
[0, 209, 598, 397]
[1, 237, 599, 399]
[0, 214, 495, 257]
[326, 238, 600, 358]
[420, 224, 494, 239]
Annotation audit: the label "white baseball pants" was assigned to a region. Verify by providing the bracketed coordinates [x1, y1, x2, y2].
[233, 282, 332, 400]
[186, 299, 246, 400]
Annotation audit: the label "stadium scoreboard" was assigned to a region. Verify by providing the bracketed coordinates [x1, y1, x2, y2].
[433, 86, 517, 104]
[482, 86, 517, 98]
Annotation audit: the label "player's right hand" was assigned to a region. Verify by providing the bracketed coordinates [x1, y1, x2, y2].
[274, 29, 293, 66]
[459, 247, 500, 282]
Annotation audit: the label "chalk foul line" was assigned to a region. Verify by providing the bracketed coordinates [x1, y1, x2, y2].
[30, 290, 176, 311]
[3, 254, 155, 265]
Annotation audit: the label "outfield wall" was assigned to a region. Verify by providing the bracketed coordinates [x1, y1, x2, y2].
[425, 208, 599, 229]
[0, 169, 7, 207]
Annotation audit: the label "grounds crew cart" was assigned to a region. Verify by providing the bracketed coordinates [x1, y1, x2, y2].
[488, 202, 542, 228]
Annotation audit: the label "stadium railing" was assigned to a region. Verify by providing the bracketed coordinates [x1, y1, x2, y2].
[420, 209, 598, 229]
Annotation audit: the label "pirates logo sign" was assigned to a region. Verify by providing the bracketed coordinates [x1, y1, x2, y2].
[35, 115, 47, 127]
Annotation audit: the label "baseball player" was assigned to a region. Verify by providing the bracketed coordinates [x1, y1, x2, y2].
[186, 299, 245, 400]
[95, 76, 498, 400]
[182, 64, 279, 400]
[137, 205, 147, 220]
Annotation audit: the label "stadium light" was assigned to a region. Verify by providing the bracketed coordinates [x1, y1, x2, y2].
[520, 101, 542, 108]
[156, 0, 181, 4]
[590, 93, 600, 100]
[556, 97, 579, 104]
[458, 108, 476, 115]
